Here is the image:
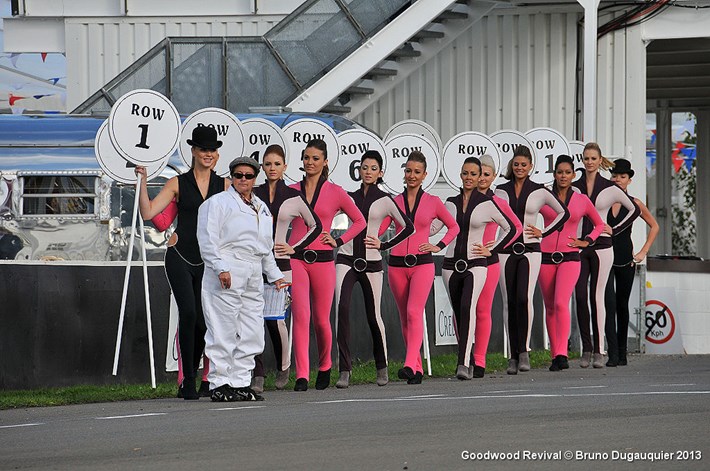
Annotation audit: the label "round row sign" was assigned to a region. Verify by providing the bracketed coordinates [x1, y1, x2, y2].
[96, 92, 574, 194]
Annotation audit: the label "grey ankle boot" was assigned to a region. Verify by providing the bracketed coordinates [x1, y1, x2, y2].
[456, 364, 473, 380]
[336, 371, 350, 389]
[507, 359, 518, 375]
[251, 376, 264, 394]
[592, 353, 605, 368]
[580, 351, 592, 368]
[376, 367, 389, 386]
[274, 368, 290, 390]
[518, 352, 531, 371]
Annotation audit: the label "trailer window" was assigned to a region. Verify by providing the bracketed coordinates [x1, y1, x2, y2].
[20, 175, 98, 217]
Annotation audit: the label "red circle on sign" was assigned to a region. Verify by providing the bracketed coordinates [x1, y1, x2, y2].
[645, 299, 676, 344]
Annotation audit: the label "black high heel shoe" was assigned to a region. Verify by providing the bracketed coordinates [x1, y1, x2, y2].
[315, 369, 331, 390]
[407, 371, 423, 384]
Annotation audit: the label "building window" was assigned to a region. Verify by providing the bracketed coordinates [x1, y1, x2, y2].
[670, 112, 697, 256]
[20, 174, 98, 217]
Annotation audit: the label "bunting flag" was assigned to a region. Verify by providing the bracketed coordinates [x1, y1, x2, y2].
[40, 53, 47, 62]
[33, 94, 51, 99]
[48, 77, 63, 85]
[8, 94, 25, 106]
[672, 142, 685, 172]
[9, 53, 20, 68]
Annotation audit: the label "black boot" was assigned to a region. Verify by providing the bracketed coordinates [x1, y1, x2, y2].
[618, 349, 628, 366]
[315, 369, 331, 390]
[180, 378, 199, 400]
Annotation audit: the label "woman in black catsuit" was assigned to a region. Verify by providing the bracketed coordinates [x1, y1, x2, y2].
[495, 145, 569, 375]
[334, 150, 414, 388]
[604, 159, 658, 366]
[136, 126, 229, 400]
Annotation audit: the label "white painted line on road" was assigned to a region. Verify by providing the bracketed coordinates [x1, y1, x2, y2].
[648, 383, 695, 387]
[95, 413, 167, 420]
[0, 423, 44, 429]
[488, 389, 530, 394]
[209, 406, 266, 411]
[562, 385, 608, 390]
[309, 390, 710, 405]
[395, 394, 445, 399]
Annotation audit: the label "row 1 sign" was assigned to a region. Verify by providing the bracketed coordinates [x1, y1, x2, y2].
[95, 92, 582, 191]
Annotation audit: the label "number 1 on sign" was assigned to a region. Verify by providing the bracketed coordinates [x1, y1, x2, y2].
[136, 124, 150, 149]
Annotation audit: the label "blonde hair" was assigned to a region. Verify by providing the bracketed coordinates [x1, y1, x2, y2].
[583, 142, 614, 171]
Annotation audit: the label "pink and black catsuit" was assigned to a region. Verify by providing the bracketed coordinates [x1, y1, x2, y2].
[572, 173, 639, 354]
[477, 192, 522, 368]
[495, 178, 569, 361]
[441, 191, 515, 368]
[335, 185, 413, 373]
[386, 188, 459, 375]
[288, 178, 366, 381]
[252, 180, 321, 377]
[539, 191, 604, 359]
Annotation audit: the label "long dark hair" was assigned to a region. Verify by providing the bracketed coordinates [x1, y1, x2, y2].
[504, 145, 533, 180]
[462, 156, 482, 173]
[361, 150, 384, 185]
[304, 138, 329, 179]
[551, 154, 575, 195]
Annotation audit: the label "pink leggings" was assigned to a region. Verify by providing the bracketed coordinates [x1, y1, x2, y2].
[290, 259, 336, 380]
[539, 261, 581, 358]
[388, 263, 435, 374]
[474, 262, 499, 368]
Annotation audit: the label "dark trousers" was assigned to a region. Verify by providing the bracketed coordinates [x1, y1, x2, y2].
[604, 263, 635, 360]
[165, 248, 206, 383]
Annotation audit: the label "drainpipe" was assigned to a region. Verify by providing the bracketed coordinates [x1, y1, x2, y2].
[577, 0, 600, 142]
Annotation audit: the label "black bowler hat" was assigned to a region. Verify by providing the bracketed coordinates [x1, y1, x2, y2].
[186, 126, 223, 149]
[611, 158, 634, 178]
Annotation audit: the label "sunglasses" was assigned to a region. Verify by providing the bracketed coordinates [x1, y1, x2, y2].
[232, 172, 256, 180]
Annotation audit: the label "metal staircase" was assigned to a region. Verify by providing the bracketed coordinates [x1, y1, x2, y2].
[73, 0, 498, 117]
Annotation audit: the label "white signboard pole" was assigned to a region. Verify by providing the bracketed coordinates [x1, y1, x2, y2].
[104, 89, 180, 388]
[112, 172, 142, 378]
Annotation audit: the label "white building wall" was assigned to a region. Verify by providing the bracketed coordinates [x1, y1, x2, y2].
[354, 6, 649, 250]
[64, 15, 284, 110]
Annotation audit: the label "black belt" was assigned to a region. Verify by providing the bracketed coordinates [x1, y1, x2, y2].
[502, 242, 540, 255]
[541, 251, 581, 264]
[275, 258, 292, 272]
[583, 236, 612, 250]
[388, 253, 434, 268]
[486, 253, 499, 265]
[291, 249, 334, 264]
[443, 258, 487, 273]
[336, 254, 383, 273]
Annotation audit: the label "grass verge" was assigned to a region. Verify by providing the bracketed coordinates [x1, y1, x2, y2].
[1, 350, 562, 410]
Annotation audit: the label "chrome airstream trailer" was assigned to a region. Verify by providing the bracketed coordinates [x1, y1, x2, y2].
[0, 113, 362, 261]
[0, 112, 366, 390]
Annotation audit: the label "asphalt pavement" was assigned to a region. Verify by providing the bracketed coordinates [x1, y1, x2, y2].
[1, 354, 709, 470]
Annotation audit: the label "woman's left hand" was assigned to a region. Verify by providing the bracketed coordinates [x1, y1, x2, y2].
[633, 250, 647, 263]
[419, 243, 440, 253]
[320, 231, 337, 247]
[524, 224, 542, 239]
[471, 243, 491, 257]
[274, 243, 295, 256]
[274, 278, 289, 290]
[364, 235, 382, 249]
[567, 236, 589, 248]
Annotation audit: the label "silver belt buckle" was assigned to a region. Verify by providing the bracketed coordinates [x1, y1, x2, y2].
[303, 249, 318, 264]
[551, 251, 564, 264]
[353, 258, 368, 273]
[404, 254, 418, 267]
[512, 242, 526, 255]
[454, 259, 468, 273]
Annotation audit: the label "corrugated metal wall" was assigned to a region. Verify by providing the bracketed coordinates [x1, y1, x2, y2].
[65, 16, 284, 109]
[353, 6, 644, 162]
